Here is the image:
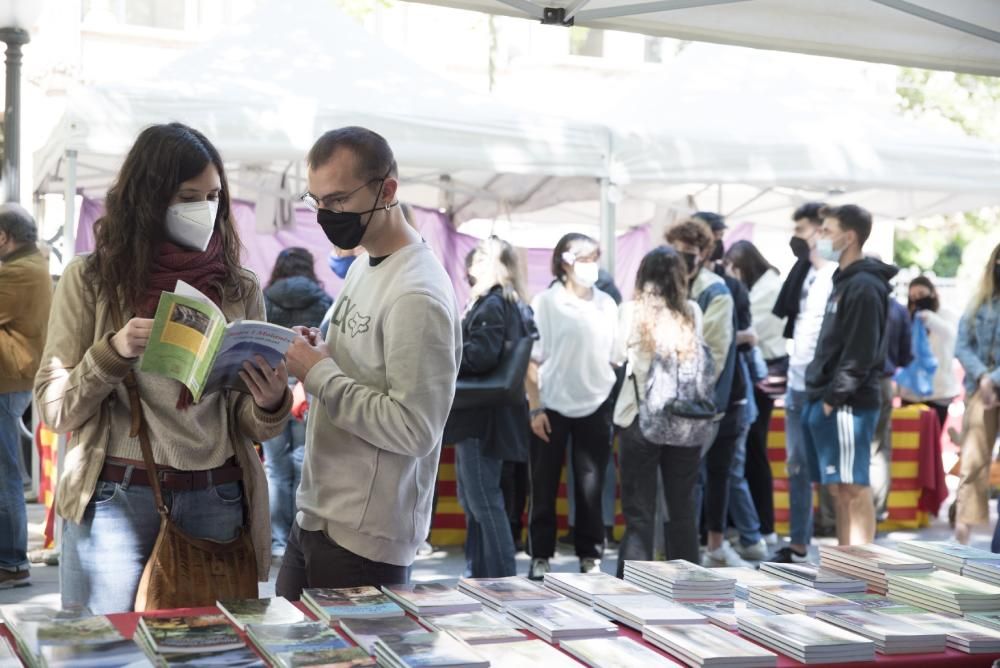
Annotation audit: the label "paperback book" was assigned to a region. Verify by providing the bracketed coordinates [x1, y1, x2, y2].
[473, 640, 581, 667]
[592, 594, 707, 630]
[886, 569, 1000, 615]
[561, 636, 682, 667]
[684, 601, 775, 632]
[245, 621, 348, 665]
[418, 611, 525, 644]
[136, 615, 243, 654]
[504, 599, 618, 643]
[216, 598, 305, 630]
[818, 544, 932, 594]
[709, 567, 782, 599]
[758, 562, 866, 594]
[815, 608, 947, 654]
[381, 583, 481, 615]
[456, 577, 565, 611]
[894, 615, 1000, 654]
[9, 614, 147, 668]
[746, 583, 858, 616]
[642, 623, 777, 668]
[372, 632, 488, 668]
[271, 646, 374, 668]
[338, 616, 427, 654]
[622, 561, 735, 602]
[962, 560, 1000, 587]
[737, 613, 875, 664]
[895, 540, 1000, 573]
[301, 587, 404, 621]
[542, 572, 647, 604]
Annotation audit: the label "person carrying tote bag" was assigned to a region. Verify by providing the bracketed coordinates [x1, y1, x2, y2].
[34, 123, 292, 614]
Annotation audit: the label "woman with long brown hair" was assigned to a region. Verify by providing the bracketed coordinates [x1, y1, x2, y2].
[954, 242, 1000, 545]
[34, 123, 291, 613]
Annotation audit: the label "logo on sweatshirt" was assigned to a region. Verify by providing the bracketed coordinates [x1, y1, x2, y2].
[331, 295, 371, 338]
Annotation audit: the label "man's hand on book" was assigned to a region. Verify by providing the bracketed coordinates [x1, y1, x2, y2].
[111, 317, 154, 359]
[286, 328, 331, 381]
[240, 355, 289, 413]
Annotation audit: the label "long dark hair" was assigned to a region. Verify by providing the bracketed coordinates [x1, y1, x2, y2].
[631, 246, 697, 357]
[269, 247, 319, 287]
[908, 275, 939, 313]
[724, 240, 777, 289]
[85, 123, 246, 311]
[551, 232, 599, 284]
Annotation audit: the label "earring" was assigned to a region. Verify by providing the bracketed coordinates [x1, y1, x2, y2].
[385, 202, 391, 211]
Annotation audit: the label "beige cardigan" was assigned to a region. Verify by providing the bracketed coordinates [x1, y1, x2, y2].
[34, 256, 290, 581]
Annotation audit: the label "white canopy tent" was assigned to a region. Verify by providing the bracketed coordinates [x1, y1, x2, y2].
[401, 0, 1000, 76]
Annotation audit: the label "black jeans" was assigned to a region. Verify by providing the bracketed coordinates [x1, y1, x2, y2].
[617, 422, 701, 577]
[701, 405, 745, 535]
[501, 461, 529, 546]
[745, 387, 776, 535]
[276, 523, 410, 601]
[528, 400, 613, 560]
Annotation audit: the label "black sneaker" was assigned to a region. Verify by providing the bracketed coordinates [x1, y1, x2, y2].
[767, 547, 809, 564]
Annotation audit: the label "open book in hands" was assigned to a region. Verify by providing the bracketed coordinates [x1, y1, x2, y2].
[139, 280, 296, 403]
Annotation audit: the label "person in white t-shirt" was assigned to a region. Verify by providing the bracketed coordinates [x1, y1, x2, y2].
[525, 233, 618, 580]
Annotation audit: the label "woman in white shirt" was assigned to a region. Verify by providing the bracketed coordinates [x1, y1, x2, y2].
[900, 276, 960, 427]
[613, 246, 705, 575]
[525, 234, 618, 580]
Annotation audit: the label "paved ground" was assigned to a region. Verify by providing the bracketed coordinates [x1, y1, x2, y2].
[2, 468, 995, 613]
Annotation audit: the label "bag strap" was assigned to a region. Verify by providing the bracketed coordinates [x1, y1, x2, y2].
[108, 293, 169, 517]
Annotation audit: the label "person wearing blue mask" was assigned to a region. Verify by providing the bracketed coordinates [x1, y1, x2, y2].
[320, 246, 362, 339]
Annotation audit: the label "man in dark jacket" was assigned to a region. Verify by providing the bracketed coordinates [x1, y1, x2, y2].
[803, 204, 897, 546]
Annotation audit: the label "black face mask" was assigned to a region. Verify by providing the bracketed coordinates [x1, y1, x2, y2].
[789, 236, 811, 260]
[316, 178, 394, 250]
[710, 240, 724, 262]
[680, 252, 700, 277]
[909, 296, 936, 313]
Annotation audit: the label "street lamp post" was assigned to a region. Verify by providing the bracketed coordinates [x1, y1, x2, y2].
[0, 25, 28, 203]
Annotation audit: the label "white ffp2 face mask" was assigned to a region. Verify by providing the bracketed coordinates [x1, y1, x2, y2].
[165, 200, 219, 251]
[573, 261, 600, 289]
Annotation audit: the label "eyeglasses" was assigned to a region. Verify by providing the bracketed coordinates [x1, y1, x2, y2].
[300, 173, 387, 213]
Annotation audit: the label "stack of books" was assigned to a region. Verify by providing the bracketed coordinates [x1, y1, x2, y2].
[593, 593, 706, 629]
[895, 540, 1000, 574]
[5, 611, 149, 668]
[759, 562, 866, 594]
[838, 592, 923, 613]
[737, 614, 875, 664]
[216, 598, 305, 630]
[561, 637, 682, 667]
[372, 631, 488, 668]
[246, 621, 352, 665]
[382, 584, 481, 615]
[816, 609, 947, 654]
[746, 583, 858, 616]
[886, 569, 1000, 615]
[457, 577, 565, 612]
[339, 616, 428, 654]
[418, 611, 525, 644]
[642, 623, 777, 667]
[685, 601, 776, 632]
[818, 544, 933, 594]
[136, 614, 244, 655]
[302, 586, 404, 621]
[967, 611, 1000, 631]
[710, 567, 782, 599]
[623, 561, 735, 602]
[541, 572, 647, 604]
[504, 600, 618, 643]
[962, 560, 1000, 587]
[471, 639, 583, 667]
[899, 616, 1000, 654]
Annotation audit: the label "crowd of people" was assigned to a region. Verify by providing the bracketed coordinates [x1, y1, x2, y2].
[0, 121, 998, 613]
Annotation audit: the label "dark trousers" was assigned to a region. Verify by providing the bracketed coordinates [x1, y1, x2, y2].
[617, 423, 701, 576]
[501, 461, 529, 546]
[701, 405, 745, 535]
[276, 523, 409, 601]
[528, 400, 613, 560]
[745, 387, 776, 535]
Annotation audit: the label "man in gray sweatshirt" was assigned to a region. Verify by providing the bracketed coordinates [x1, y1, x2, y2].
[280, 127, 460, 597]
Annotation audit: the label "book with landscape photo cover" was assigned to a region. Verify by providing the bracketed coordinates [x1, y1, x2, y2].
[339, 616, 427, 654]
[372, 631, 488, 668]
[140, 280, 296, 402]
[302, 586, 404, 619]
[381, 583, 480, 613]
[246, 621, 347, 658]
[271, 646, 375, 668]
[216, 598, 306, 630]
[138, 614, 244, 654]
[418, 611, 524, 644]
[457, 577, 564, 607]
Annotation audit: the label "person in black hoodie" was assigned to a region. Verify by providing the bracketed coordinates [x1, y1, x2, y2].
[444, 237, 535, 578]
[263, 247, 333, 557]
[803, 204, 896, 546]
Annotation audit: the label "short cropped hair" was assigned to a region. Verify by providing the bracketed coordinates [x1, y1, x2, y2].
[820, 204, 873, 247]
[792, 202, 827, 225]
[0, 203, 38, 244]
[665, 219, 714, 254]
[307, 126, 398, 182]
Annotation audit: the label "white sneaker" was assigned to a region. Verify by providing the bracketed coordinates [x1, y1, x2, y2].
[702, 542, 750, 568]
[733, 538, 769, 562]
[763, 532, 780, 547]
[580, 558, 601, 574]
[529, 558, 550, 581]
[416, 541, 434, 557]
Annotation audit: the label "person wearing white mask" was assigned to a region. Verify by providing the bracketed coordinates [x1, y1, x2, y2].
[525, 233, 618, 579]
[34, 123, 292, 613]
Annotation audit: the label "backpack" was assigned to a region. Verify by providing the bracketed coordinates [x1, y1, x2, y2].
[632, 338, 718, 447]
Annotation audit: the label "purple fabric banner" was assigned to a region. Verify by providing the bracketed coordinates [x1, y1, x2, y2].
[74, 198, 656, 306]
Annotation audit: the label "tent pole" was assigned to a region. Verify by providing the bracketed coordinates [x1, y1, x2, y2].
[600, 176, 616, 275]
[63, 149, 77, 264]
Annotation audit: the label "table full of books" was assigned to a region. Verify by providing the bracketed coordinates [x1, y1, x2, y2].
[2, 541, 1000, 667]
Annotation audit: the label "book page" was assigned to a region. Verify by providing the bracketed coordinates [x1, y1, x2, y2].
[202, 321, 296, 397]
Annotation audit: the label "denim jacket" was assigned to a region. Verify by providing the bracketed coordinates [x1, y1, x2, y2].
[955, 297, 1000, 395]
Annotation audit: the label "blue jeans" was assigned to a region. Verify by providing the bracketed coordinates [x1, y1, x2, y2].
[0, 391, 31, 572]
[727, 426, 762, 546]
[566, 441, 617, 528]
[264, 419, 306, 554]
[785, 389, 814, 546]
[61, 474, 245, 614]
[455, 438, 516, 578]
